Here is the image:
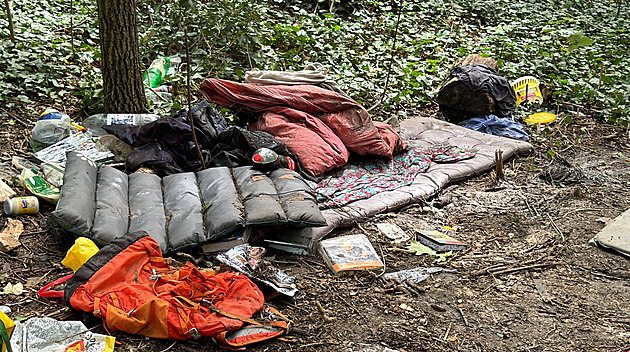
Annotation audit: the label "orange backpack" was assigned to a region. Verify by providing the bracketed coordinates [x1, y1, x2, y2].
[64, 231, 289, 349]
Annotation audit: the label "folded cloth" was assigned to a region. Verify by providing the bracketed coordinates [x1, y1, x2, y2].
[462, 115, 530, 141]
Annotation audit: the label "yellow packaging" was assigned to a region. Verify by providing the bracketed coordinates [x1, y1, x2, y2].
[62, 237, 100, 272]
[0, 310, 15, 352]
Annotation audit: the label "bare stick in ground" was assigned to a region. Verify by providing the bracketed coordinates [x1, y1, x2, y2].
[495, 149, 505, 181]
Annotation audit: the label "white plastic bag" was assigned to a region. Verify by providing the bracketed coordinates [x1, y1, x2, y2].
[31, 109, 72, 146]
[9, 317, 115, 352]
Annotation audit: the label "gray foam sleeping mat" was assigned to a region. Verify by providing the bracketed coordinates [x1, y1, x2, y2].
[51, 152, 325, 252]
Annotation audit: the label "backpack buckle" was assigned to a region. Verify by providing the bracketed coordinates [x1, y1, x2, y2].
[189, 328, 201, 339]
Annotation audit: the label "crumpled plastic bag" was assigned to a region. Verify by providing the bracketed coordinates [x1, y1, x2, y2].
[61, 237, 100, 272]
[9, 317, 115, 352]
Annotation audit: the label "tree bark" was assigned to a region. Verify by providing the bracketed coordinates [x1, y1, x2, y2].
[97, 0, 147, 113]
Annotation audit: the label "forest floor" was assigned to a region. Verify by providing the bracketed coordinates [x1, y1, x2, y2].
[1, 110, 630, 352]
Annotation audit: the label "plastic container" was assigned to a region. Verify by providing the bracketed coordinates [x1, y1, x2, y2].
[511, 76, 543, 106]
[4, 196, 39, 215]
[61, 237, 99, 272]
[31, 109, 72, 147]
[145, 89, 174, 115]
[81, 113, 161, 137]
[144, 56, 170, 88]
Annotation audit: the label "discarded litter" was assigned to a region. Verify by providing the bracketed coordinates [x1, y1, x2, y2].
[318, 234, 384, 276]
[202, 227, 252, 255]
[0, 180, 15, 203]
[40, 163, 64, 188]
[383, 267, 445, 284]
[143, 55, 179, 88]
[216, 244, 298, 297]
[524, 112, 556, 124]
[407, 241, 452, 262]
[81, 113, 160, 137]
[0, 309, 15, 352]
[593, 207, 630, 257]
[61, 237, 99, 272]
[511, 76, 543, 106]
[0, 218, 24, 252]
[9, 317, 115, 352]
[376, 223, 410, 244]
[415, 230, 466, 251]
[35, 132, 114, 167]
[30, 109, 72, 150]
[18, 169, 60, 204]
[2, 282, 24, 296]
[3, 197, 38, 215]
[11, 157, 39, 172]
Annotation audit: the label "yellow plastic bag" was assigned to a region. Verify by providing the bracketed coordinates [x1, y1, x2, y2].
[0, 310, 15, 352]
[61, 237, 99, 272]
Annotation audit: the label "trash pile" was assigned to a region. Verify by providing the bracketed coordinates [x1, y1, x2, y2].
[0, 54, 538, 350]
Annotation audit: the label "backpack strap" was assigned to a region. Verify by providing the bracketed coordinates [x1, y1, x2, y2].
[210, 304, 290, 350]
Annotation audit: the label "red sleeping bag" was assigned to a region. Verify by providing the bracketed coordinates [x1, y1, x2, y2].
[200, 79, 406, 176]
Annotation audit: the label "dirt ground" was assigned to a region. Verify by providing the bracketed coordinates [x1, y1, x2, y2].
[1, 111, 630, 352]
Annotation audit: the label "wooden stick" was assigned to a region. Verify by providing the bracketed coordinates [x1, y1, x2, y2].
[457, 307, 468, 326]
[491, 262, 559, 276]
[495, 149, 505, 181]
[547, 214, 565, 241]
[315, 301, 334, 323]
[184, 19, 206, 170]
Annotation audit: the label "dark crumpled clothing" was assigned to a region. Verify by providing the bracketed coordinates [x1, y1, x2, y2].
[103, 119, 212, 175]
[462, 115, 529, 141]
[211, 126, 300, 172]
[450, 65, 516, 118]
[170, 100, 228, 148]
[103, 102, 298, 176]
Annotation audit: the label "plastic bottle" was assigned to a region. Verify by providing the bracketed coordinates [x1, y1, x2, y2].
[31, 109, 72, 147]
[143, 56, 171, 88]
[81, 113, 161, 137]
[4, 196, 39, 215]
[145, 89, 174, 115]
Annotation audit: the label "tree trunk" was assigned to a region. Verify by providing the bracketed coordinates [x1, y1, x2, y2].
[437, 54, 498, 124]
[97, 0, 147, 113]
[4, 0, 16, 42]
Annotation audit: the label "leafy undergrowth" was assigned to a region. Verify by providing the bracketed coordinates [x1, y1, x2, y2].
[0, 0, 628, 122]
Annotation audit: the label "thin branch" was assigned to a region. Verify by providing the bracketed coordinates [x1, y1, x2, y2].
[4, 0, 16, 42]
[184, 19, 206, 170]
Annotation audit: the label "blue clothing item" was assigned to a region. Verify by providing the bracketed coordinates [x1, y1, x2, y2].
[462, 115, 530, 141]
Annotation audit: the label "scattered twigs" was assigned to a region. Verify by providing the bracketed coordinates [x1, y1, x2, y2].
[0, 108, 32, 127]
[490, 262, 560, 276]
[367, 1, 403, 112]
[442, 322, 452, 341]
[158, 341, 177, 352]
[547, 214, 565, 242]
[315, 301, 335, 323]
[457, 307, 468, 326]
